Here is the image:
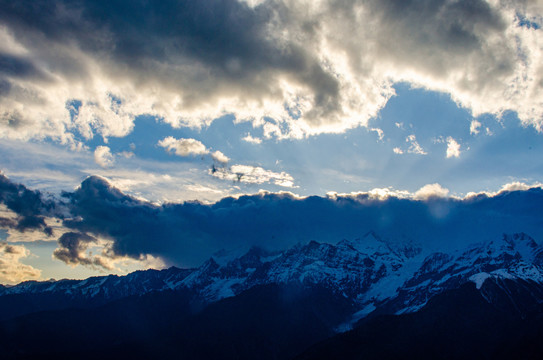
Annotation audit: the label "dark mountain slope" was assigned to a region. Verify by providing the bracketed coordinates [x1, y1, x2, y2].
[296, 279, 543, 360]
[0, 283, 354, 360]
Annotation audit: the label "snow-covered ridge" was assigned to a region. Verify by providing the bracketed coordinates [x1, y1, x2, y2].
[2, 232, 543, 319]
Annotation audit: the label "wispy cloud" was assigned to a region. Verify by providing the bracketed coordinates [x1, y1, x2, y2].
[406, 135, 427, 155]
[242, 134, 263, 144]
[210, 164, 295, 188]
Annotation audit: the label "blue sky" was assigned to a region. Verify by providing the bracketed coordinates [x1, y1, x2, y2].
[0, 0, 542, 283]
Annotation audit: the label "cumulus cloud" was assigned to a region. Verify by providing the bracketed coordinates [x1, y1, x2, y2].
[414, 183, 450, 200]
[0, 0, 540, 146]
[53, 232, 115, 270]
[499, 181, 543, 193]
[158, 137, 209, 157]
[52, 231, 166, 271]
[158, 136, 230, 166]
[93, 146, 115, 168]
[210, 164, 295, 187]
[0, 173, 54, 235]
[470, 119, 482, 135]
[0, 243, 41, 284]
[446, 137, 461, 158]
[211, 150, 230, 164]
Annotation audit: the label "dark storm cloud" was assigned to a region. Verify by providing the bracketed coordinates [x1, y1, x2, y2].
[2, 174, 543, 268]
[0, 0, 269, 69]
[53, 231, 113, 268]
[60, 176, 543, 267]
[0, 0, 338, 113]
[0, 174, 54, 234]
[362, 0, 512, 79]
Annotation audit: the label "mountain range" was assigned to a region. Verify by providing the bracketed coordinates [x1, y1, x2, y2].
[2, 231, 543, 358]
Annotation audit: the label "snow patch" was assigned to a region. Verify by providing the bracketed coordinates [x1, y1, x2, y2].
[469, 272, 491, 289]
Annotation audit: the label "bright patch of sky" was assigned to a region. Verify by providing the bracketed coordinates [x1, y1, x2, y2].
[2, 84, 542, 203]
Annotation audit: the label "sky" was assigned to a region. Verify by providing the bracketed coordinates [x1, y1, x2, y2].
[0, 0, 542, 283]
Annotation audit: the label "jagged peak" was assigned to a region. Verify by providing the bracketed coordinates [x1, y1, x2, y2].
[340, 231, 392, 256]
[200, 257, 220, 271]
[363, 230, 382, 241]
[503, 232, 538, 247]
[307, 239, 322, 247]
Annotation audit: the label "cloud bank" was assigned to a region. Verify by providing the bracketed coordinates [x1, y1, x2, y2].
[2, 174, 543, 270]
[0, 0, 541, 146]
[55, 176, 543, 268]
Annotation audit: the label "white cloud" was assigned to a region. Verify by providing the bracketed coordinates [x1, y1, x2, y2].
[370, 128, 385, 141]
[470, 119, 482, 135]
[406, 135, 427, 155]
[0, 243, 41, 284]
[158, 137, 208, 157]
[94, 146, 115, 168]
[414, 183, 450, 200]
[392, 135, 427, 155]
[210, 164, 296, 188]
[465, 181, 543, 199]
[242, 134, 263, 144]
[158, 137, 230, 165]
[446, 137, 461, 158]
[499, 181, 542, 193]
[211, 150, 229, 164]
[0, 0, 541, 145]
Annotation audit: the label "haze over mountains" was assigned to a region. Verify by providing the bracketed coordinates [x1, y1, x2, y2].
[2, 226, 543, 358]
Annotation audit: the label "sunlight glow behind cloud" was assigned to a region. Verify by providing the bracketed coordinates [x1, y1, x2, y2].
[0, 0, 541, 146]
[210, 164, 296, 188]
[0, 243, 41, 284]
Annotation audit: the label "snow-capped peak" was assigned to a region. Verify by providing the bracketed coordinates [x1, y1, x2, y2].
[2, 232, 543, 325]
